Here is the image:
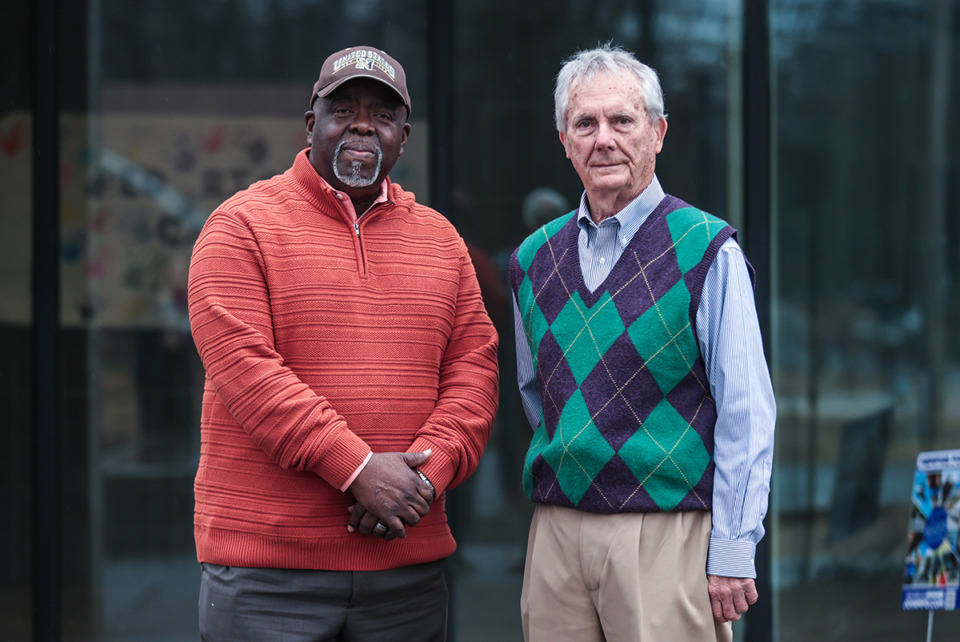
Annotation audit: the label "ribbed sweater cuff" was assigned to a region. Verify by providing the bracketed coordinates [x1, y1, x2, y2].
[312, 429, 372, 491]
[408, 436, 453, 497]
[339, 452, 373, 492]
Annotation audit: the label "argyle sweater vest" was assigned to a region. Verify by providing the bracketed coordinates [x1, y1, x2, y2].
[510, 195, 735, 513]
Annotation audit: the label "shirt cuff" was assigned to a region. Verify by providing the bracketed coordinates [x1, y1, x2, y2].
[339, 451, 373, 492]
[707, 538, 757, 578]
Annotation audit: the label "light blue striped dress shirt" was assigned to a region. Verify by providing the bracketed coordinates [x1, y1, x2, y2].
[512, 175, 776, 578]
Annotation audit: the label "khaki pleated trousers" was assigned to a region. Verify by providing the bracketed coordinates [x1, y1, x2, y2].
[521, 505, 732, 642]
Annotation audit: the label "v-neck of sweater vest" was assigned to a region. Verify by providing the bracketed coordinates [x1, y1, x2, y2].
[562, 194, 685, 307]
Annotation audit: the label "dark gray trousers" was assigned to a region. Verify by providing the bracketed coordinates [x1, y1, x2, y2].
[199, 561, 448, 641]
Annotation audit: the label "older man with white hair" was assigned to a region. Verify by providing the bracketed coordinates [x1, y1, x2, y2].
[510, 44, 775, 641]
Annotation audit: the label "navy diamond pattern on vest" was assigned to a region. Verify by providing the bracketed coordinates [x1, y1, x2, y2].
[667, 367, 715, 441]
[536, 331, 578, 440]
[580, 454, 656, 511]
[525, 241, 577, 325]
[580, 334, 662, 452]
[610, 221, 683, 327]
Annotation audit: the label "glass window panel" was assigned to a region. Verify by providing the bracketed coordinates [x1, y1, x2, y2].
[771, 0, 960, 639]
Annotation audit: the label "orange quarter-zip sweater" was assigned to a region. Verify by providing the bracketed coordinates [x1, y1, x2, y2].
[187, 149, 499, 571]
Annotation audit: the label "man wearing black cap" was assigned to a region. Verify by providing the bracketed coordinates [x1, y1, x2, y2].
[188, 45, 499, 640]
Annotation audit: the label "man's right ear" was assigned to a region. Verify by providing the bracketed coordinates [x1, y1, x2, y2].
[304, 111, 315, 144]
[558, 130, 571, 159]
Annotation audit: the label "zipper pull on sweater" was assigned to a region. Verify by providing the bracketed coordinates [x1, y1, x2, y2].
[354, 222, 360, 237]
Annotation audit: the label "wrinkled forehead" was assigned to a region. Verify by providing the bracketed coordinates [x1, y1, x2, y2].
[567, 71, 646, 112]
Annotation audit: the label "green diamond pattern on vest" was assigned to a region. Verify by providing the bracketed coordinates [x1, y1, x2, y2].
[552, 291, 625, 384]
[628, 280, 699, 395]
[541, 390, 617, 505]
[668, 207, 730, 275]
[618, 399, 711, 510]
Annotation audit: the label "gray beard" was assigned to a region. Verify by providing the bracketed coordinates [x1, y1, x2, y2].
[333, 142, 383, 188]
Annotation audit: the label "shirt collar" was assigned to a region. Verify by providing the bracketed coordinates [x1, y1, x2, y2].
[576, 175, 665, 242]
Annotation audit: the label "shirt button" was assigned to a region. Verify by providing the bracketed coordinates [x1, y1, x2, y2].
[336, 193, 343, 199]
[599, 257, 606, 265]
